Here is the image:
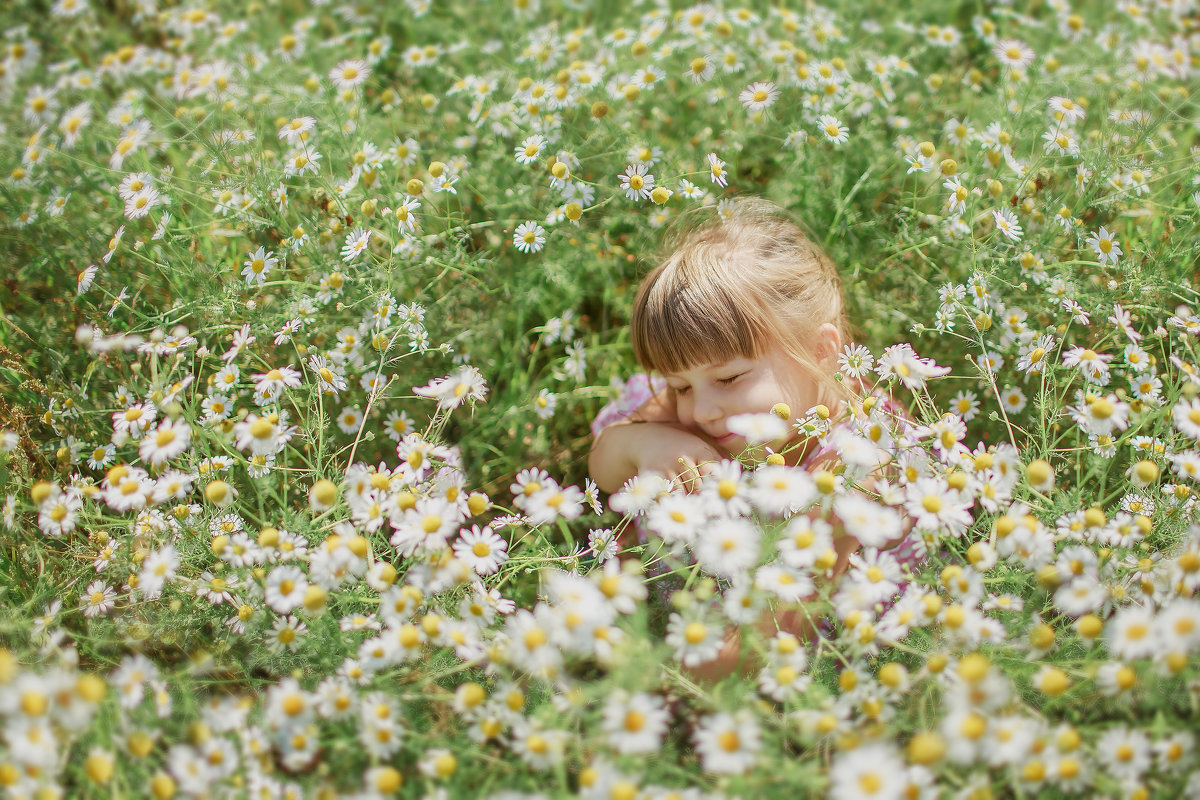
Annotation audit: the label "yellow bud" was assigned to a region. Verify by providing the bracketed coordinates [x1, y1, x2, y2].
[1076, 614, 1103, 639]
[204, 480, 233, 506]
[310, 479, 338, 511]
[1026, 459, 1053, 490]
[940, 158, 958, 176]
[1029, 623, 1055, 651]
[303, 584, 327, 611]
[772, 402, 791, 420]
[1132, 460, 1158, 485]
[85, 751, 114, 783]
[406, 178, 424, 196]
[957, 652, 990, 683]
[1037, 667, 1071, 696]
[76, 673, 107, 703]
[1037, 564, 1061, 589]
[908, 732, 946, 765]
[374, 767, 402, 793]
[428, 161, 445, 178]
[467, 492, 490, 516]
[565, 202, 582, 220]
[31, 481, 52, 504]
[650, 186, 671, 205]
[878, 662, 908, 688]
[150, 773, 177, 799]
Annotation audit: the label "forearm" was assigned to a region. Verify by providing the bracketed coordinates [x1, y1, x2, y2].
[588, 423, 640, 494]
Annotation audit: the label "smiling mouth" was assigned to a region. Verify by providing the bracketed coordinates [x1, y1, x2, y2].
[714, 432, 738, 445]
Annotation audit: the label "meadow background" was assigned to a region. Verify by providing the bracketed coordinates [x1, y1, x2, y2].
[1, 0, 1199, 797]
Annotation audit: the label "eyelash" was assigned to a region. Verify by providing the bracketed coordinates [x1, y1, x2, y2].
[672, 373, 744, 395]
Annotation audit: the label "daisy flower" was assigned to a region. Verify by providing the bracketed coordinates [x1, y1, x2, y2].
[341, 228, 372, 262]
[602, 691, 670, 755]
[266, 615, 308, 654]
[992, 208, 1023, 241]
[452, 525, 509, 575]
[1062, 347, 1113, 383]
[277, 116, 316, 143]
[336, 406, 364, 435]
[329, 58, 370, 91]
[994, 39, 1035, 69]
[413, 365, 489, 410]
[838, 344, 875, 378]
[665, 610, 722, 666]
[513, 221, 546, 254]
[738, 80, 779, 113]
[684, 53, 715, 84]
[81, 580, 116, 618]
[829, 741, 907, 799]
[1086, 226, 1122, 265]
[618, 163, 654, 202]
[514, 134, 547, 165]
[817, 114, 849, 144]
[693, 711, 761, 775]
[139, 418, 191, 466]
[241, 246, 277, 286]
[706, 152, 728, 187]
[264, 565, 308, 615]
[252, 365, 302, 402]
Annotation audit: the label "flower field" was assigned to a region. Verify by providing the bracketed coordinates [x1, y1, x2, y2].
[1, 0, 1199, 797]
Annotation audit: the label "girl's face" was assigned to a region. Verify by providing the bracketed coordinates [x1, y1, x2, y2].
[663, 341, 821, 459]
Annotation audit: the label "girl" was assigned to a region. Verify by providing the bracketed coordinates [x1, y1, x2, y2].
[588, 197, 914, 677]
[590, 195, 880, 492]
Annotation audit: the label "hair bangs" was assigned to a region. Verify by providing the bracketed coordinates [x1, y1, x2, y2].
[631, 260, 764, 375]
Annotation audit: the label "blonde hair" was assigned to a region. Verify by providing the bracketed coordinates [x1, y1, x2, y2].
[631, 196, 855, 407]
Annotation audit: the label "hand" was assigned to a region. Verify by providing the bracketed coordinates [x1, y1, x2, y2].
[589, 421, 721, 493]
[629, 423, 722, 493]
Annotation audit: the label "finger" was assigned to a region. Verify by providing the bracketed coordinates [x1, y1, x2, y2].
[676, 457, 699, 493]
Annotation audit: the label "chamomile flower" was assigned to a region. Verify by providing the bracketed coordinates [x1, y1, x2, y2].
[693, 711, 761, 775]
[341, 228, 372, 262]
[329, 58, 370, 91]
[241, 246, 278, 286]
[738, 80, 779, 113]
[452, 526, 508, 576]
[817, 114, 849, 144]
[513, 221, 546, 254]
[992, 208, 1023, 241]
[706, 152, 728, 187]
[81, 580, 116, 618]
[1086, 226, 1123, 266]
[602, 691, 670, 755]
[618, 163, 655, 202]
[994, 39, 1035, 69]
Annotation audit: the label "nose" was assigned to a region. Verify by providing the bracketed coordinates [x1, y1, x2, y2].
[692, 389, 723, 425]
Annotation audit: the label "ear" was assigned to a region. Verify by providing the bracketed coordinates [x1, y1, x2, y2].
[813, 323, 842, 368]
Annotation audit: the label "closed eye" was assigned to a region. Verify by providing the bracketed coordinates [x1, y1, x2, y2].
[671, 385, 691, 396]
[717, 372, 745, 386]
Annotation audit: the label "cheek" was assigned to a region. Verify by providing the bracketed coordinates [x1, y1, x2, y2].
[675, 396, 695, 425]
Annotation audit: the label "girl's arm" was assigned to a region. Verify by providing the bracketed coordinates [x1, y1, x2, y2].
[589, 387, 721, 493]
